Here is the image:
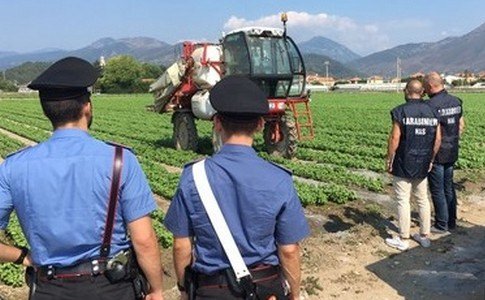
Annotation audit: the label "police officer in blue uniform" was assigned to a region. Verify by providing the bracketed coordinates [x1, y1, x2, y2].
[385, 80, 442, 251]
[424, 72, 465, 233]
[164, 76, 309, 300]
[0, 57, 164, 300]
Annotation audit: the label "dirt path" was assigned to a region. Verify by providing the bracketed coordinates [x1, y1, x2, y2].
[0, 128, 484, 299]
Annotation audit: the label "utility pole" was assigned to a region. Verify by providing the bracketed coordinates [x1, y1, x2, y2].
[396, 57, 401, 92]
[324, 61, 330, 78]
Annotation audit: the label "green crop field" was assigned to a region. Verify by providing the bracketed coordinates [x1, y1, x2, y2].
[0, 91, 484, 286]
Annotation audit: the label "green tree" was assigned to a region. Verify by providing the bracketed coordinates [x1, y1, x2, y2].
[0, 78, 18, 92]
[99, 55, 144, 93]
[141, 63, 165, 79]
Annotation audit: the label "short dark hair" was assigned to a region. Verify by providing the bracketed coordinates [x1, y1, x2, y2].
[218, 114, 260, 136]
[40, 93, 90, 128]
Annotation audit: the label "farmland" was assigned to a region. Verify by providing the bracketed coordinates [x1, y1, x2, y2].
[0, 92, 483, 201]
[0, 91, 484, 293]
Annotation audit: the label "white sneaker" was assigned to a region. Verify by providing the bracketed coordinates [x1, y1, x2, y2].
[412, 234, 431, 248]
[385, 236, 409, 251]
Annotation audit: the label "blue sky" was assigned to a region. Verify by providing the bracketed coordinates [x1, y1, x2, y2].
[1, 0, 484, 55]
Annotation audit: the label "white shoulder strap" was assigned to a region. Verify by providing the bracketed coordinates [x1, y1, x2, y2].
[192, 160, 251, 280]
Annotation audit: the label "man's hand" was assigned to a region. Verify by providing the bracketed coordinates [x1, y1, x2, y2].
[428, 162, 434, 172]
[386, 160, 393, 173]
[145, 291, 164, 300]
[23, 253, 33, 267]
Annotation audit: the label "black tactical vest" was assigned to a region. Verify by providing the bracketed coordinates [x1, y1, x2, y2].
[391, 100, 439, 179]
[428, 90, 462, 164]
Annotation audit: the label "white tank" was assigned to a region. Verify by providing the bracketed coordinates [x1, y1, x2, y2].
[191, 90, 217, 120]
[191, 45, 222, 89]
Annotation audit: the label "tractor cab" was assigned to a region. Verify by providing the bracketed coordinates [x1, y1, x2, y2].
[222, 27, 306, 100]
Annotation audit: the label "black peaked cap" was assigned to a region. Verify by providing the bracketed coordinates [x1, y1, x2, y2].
[209, 76, 268, 119]
[28, 57, 99, 101]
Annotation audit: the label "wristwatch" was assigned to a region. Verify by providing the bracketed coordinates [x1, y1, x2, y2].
[14, 246, 29, 265]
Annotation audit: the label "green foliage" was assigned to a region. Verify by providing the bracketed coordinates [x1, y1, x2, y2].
[4, 61, 51, 84]
[0, 78, 18, 92]
[141, 63, 165, 79]
[99, 55, 145, 93]
[150, 209, 173, 248]
[0, 214, 28, 287]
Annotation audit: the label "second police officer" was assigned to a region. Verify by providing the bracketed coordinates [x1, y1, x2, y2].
[164, 76, 309, 300]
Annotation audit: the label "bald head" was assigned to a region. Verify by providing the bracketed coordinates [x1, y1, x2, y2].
[424, 71, 444, 95]
[404, 79, 424, 100]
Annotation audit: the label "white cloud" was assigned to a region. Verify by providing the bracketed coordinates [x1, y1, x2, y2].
[223, 11, 391, 55]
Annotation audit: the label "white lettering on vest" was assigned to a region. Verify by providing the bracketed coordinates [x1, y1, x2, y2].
[415, 128, 426, 135]
[402, 117, 438, 126]
[438, 106, 461, 117]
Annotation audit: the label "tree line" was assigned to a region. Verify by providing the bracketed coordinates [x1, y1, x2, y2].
[0, 56, 166, 93]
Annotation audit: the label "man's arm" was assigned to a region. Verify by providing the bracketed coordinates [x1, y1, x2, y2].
[387, 122, 401, 173]
[0, 243, 32, 266]
[128, 216, 164, 300]
[173, 237, 192, 299]
[278, 243, 301, 300]
[459, 116, 465, 137]
[173, 237, 192, 284]
[432, 124, 442, 160]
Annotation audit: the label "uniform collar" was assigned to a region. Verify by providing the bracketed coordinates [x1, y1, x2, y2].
[51, 128, 92, 139]
[429, 89, 447, 98]
[219, 144, 257, 155]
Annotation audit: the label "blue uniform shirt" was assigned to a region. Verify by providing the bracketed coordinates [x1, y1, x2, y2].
[0, 129, 157, 267]
[164, 144, 309, 274]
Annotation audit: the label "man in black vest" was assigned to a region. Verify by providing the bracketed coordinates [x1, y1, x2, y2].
[424, 72, 465, 233]
[386, 80, 442, 250]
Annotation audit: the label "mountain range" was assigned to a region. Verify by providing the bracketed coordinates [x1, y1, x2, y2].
[349, 22, 485, 76]
[1, 21, 484, 78]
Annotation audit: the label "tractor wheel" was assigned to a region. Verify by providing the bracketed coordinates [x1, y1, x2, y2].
[172, 112, 198, 151]
[264, 115, 298, 159]
[212, 126, 223, 154]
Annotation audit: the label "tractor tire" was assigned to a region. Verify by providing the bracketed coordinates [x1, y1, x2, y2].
[212, 126, 223, 154]
[172, 112, 198, 152]
[264, 115, 298, 159]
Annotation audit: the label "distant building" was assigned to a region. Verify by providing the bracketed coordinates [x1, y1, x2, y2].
[349, 77, 361, 84]
[444, 75, 464, 85]
[306, 75, 335, 87]
[410, 72, 425, 79]
[367, 76, 384, 84]
[18, 84, 35, 93]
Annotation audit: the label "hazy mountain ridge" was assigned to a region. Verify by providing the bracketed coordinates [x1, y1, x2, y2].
[298, 36, 361, 63]
[349, 22, 485, 76]
[1, 22, 484, 77]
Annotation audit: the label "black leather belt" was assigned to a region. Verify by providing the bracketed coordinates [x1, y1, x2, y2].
[197, 264, 280, 288]
[37, 259, 107, 280]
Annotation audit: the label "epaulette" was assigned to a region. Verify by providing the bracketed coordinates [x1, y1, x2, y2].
[6, 146, 31, 158]
[183, 157, 205, 169]
[105, 141, 135, 154]
[268, 161, 293, 175]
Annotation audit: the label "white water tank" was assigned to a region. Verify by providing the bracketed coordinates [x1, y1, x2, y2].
[191, 90, 216, 120]
[191, 45, 222, 89]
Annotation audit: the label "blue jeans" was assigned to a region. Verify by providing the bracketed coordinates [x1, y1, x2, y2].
[428, 162, 457, 230]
